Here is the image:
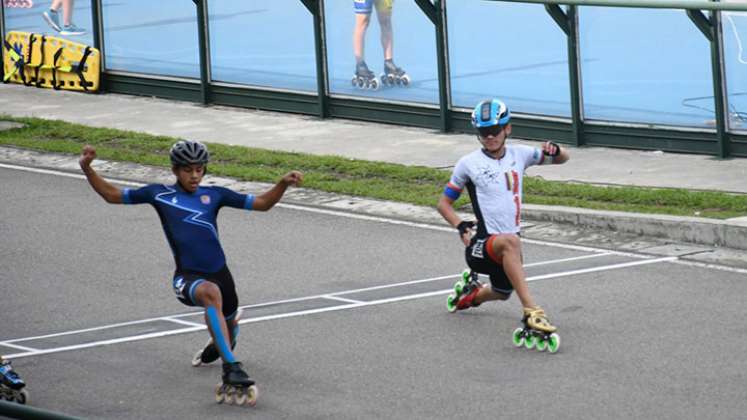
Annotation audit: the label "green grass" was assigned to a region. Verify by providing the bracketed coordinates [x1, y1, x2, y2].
[1, 115, 745, 219]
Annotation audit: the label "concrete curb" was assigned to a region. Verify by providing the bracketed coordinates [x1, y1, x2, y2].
[1, 145, 745, 250]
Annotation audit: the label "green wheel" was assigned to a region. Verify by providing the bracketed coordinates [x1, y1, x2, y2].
[536, 337, 548, 352]
[524, 335, 537, 350]
[547, 333, 560, 353]
[446, 294, 457, 313]
[512, 328, 525, 347]
[454, 281, 464, 295]
[461, 269, 471, 283]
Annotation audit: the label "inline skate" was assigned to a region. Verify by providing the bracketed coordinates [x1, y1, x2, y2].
[0, 359, 28, 404]
[351, 61, 380, 90]
[512, 306, 560, 353]
[380, 59, 410, 87]
[215, 362, 258, 407]
[192, 309, 242, 367]
[446, 269, 484, 313]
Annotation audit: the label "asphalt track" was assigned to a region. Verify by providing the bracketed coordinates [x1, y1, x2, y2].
[1, 165, 746, 420]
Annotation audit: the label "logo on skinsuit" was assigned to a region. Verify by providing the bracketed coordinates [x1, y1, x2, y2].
[471, 239, 485, 259]
[173, 277, 186, 299]
[201, 195, 211, 205]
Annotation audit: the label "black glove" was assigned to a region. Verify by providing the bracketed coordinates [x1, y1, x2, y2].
[543, 141, 561, 157]
[457, 220, 475, 237]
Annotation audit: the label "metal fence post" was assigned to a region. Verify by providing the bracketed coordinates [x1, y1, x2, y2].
[193, 0, 210, 105]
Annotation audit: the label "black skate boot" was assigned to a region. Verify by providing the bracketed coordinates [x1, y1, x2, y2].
[352, 61, 380, 90]
[381, 59, 410, 87]
[0, 360, 28, 404]
[215, 362, 258, 407]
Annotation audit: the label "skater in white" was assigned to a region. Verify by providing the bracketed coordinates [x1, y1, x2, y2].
[437, 98, 569, 352]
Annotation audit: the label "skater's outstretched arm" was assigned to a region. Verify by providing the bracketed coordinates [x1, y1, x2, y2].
[79, 145, 123, 204]
[252, 171, 303, 211]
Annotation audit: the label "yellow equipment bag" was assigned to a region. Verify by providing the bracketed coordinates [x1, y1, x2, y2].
[3, 31, 100, 92]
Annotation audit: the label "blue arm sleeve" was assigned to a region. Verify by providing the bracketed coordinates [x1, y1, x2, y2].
[216, 186, 255, 211]
[122, 185, 158, 205]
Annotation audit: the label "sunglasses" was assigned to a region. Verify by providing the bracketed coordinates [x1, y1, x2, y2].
[477, 125, 504, 138]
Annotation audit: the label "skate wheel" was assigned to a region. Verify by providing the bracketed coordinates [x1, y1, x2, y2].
[536, 337, 548, 352]
[16, 389, 28, 405]
[246, 385, 258, 407]
[547, 333, 560, 353]
[351, 77, 357, 88]
[401, 74, 410, 86]
[446, 294, 457, 313]
[524, 335, 538, 350]
[454, 281, 464, 295]
[512, 328, 525, 347]
[369, 79, 380, 91]
[215, 384, 226, 404]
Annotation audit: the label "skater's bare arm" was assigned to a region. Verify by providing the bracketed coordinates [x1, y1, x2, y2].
[438, 195, 473, 246]
[252, 171, 303, 211]
[79, 145, 123, 204]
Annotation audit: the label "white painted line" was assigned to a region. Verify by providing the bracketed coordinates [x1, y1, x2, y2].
[163, 317, 205, 328]
[6, 326, 205, 359]
[3, 256, 673, 360]
[526, 256, 678, 282]
[322, 295, 364, 304]
[524, 252, 613, 267]
[3, 317, 190, 344]
[670, 258, 747, 274]
[0, 342, 38, 352]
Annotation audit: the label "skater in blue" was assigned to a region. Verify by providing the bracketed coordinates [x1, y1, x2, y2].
[437, 99, 570, 353]
[79, 140, 303, 405]
[0, 356, 28, 404]
[352, 0, 410, 90]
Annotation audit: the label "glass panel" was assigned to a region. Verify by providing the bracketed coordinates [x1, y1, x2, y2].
[207, 0, 316, 92]
[722, 7, 747, 132]
[447, 0, 570, 117]
[579, 7, 713, 127]
[2, 0, 93, 45]
[101, 0, 199, 78]
[324, 0, 438, 104]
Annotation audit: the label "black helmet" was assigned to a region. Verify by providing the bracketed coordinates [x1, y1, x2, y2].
[170, 140, 209, 166]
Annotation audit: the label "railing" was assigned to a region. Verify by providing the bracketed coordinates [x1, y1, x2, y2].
[2, 0, 747, 158]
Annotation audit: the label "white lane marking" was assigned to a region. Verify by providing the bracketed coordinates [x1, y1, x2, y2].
[526, 256, 678, 282]
[162, 317, 204, 328]
[3, 256, 672, 360]
[0, 342, 39, 352]
[0, 163, 664, 259]
[671, 259, 747, 274]
[322, 295, 364, 304]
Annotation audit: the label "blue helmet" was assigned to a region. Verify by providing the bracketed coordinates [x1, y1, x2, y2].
[471, 99, 511, 131]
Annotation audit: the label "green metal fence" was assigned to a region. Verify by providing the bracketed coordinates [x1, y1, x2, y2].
[3, 0, 747, 158]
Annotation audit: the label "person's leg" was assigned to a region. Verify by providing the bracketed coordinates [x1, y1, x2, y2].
[375, 3, 393, 61]
[353, 13, 371, 65]
[487, 234, 536, 309]
[193, 282, 236, 363]
[61, 0, 73, 26]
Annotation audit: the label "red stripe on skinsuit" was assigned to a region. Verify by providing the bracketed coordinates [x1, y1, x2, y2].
[486, 235, 503, 264]
[512, 170, 519, 194]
